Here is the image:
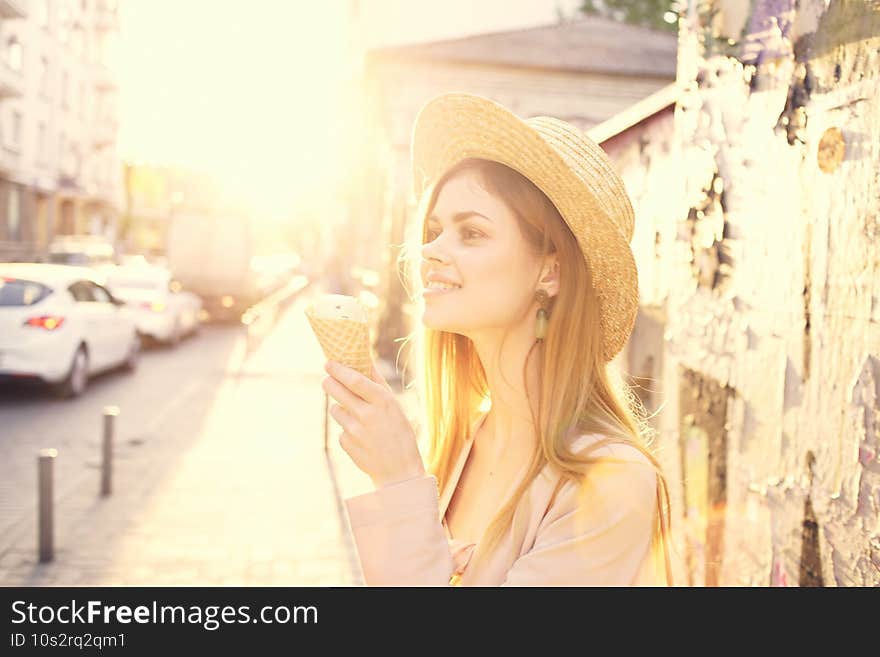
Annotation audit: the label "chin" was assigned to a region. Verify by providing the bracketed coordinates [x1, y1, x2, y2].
[421, 310, 452, 332]
[421, 306, 465, 335]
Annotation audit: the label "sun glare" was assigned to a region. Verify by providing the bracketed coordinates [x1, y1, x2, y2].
[115, 0, 356, 219]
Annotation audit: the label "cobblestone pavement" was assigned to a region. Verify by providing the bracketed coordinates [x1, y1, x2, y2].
[0, 287, 420, 586]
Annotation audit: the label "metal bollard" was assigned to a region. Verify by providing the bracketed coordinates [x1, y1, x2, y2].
[38, 448, 57, 563]
[323, 392, 329, 451]
[101, 406, 119, 497]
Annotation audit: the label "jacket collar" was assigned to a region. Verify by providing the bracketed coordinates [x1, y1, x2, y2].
[438, 410, 489, 526]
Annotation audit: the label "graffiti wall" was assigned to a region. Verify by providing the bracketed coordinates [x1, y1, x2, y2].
[612, 0, 880, 585]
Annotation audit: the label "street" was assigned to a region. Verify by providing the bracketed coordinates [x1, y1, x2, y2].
[0, 288, 392, 586]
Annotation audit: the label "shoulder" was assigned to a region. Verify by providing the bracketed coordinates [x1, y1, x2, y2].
[554, 433, 658, 516]
[567, 432, 653, 466]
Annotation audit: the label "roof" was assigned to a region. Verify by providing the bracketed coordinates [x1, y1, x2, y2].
[587, 82, 681, 143]
[366, 16, 677, 78]
[0, 262, 105, 286]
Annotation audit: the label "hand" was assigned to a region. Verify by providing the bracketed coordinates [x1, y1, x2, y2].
[322, 360, 426, 489]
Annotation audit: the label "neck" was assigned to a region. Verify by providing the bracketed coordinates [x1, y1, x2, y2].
[467, 314, 542, 460]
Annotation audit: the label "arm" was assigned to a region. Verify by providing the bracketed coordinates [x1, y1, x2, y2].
[344, 475, 454, 586]
[502, 453, 661, 586]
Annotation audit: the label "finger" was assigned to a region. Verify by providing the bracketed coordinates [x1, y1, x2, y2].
[339, 430, 362, 453]
[338, 431, 366, 463]
[370, 362, 393, 392]
[323, 376, 367, 415]
[329, 403, 360, 435]
[338, 431, 353, 455]
[325, 360, 386, 405]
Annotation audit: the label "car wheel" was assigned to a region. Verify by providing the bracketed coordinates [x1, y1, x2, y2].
[55, 346, 89, 399]
[122, 333, 140, 372]
[167, 318, 182, 347]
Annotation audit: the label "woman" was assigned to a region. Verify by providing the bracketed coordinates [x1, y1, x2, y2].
[321, 93, 673, 586]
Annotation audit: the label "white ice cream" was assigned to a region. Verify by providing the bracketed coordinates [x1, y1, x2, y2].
[311, 294, 367, 322]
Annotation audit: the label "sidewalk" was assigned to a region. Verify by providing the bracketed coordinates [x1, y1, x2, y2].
[0, 289, 420, 586]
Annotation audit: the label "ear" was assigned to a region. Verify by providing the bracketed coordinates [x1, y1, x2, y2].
[539, 255, 560, 299]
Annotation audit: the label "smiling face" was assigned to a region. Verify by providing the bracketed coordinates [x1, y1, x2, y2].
[419, 167, 546, 337]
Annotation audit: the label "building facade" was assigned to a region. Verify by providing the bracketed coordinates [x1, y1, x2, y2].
[593, 0, 880, 586]
[0, 0, 122, 262]
[121, 163, 229, 258]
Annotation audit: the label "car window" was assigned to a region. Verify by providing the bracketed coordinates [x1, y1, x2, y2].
[91, 284, 113, 304]
[68, 280, 96, 302]
[49, 252, 91, 266]
[0, 278, 52, 306]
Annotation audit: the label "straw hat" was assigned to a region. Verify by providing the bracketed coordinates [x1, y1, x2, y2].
[410, 92, 638, 362]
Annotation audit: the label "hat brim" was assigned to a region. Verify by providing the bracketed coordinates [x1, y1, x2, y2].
[410, 93, 638, 362]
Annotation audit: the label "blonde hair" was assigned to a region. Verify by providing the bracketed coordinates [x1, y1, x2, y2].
[397, 158, 673, 584]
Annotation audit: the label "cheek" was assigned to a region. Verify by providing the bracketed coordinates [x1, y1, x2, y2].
[461, 246, 537, 306]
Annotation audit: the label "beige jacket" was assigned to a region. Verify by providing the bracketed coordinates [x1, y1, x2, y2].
[344, 412, 667, 586]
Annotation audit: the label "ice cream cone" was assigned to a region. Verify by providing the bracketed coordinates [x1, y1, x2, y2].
[305, 297, 372, 378]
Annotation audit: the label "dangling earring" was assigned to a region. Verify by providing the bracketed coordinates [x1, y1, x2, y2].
[535, 289, 550, 342]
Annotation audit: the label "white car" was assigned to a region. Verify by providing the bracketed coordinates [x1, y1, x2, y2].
[103, 264, 201, 346]
[46, 236, 116, 268]
[0, 263, 141, 398]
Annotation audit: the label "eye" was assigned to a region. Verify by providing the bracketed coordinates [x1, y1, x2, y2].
[424, 225, 484, 242]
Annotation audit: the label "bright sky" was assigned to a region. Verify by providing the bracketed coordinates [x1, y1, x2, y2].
[115, 0, 583, 219]
[115, 0, 355, 218]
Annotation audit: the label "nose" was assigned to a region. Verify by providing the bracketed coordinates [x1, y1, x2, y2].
[421, 234, 450, 266]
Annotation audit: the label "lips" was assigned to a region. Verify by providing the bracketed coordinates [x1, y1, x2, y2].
[422, 280, 461, 297]
[423, 287, 457, 298]
[425, 275, 460, 285]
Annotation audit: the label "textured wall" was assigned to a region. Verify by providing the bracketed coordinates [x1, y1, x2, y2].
[612, 0, 880, 586]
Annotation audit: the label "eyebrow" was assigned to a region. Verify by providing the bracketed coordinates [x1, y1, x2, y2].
[426, 211, 492, 225]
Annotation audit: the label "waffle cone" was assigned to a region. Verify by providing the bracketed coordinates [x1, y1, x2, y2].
[305, 310, 372, 378]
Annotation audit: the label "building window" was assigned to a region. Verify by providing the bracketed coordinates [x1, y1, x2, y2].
[39, 56, 49, 96]
[94, 89, 103, 121]
[7, 187, 21, 240]
[36, 0, 50, 29]
[96, 33, 108, 64]
[62, 70, 69, 107]
[72, 146, 82, 177]
[37, 122, 46, 164]
[11, 111, 21, 148]
[58, 5, 70, 44]
[72, 28, 84, 57]
[7, 37, 23, 72]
